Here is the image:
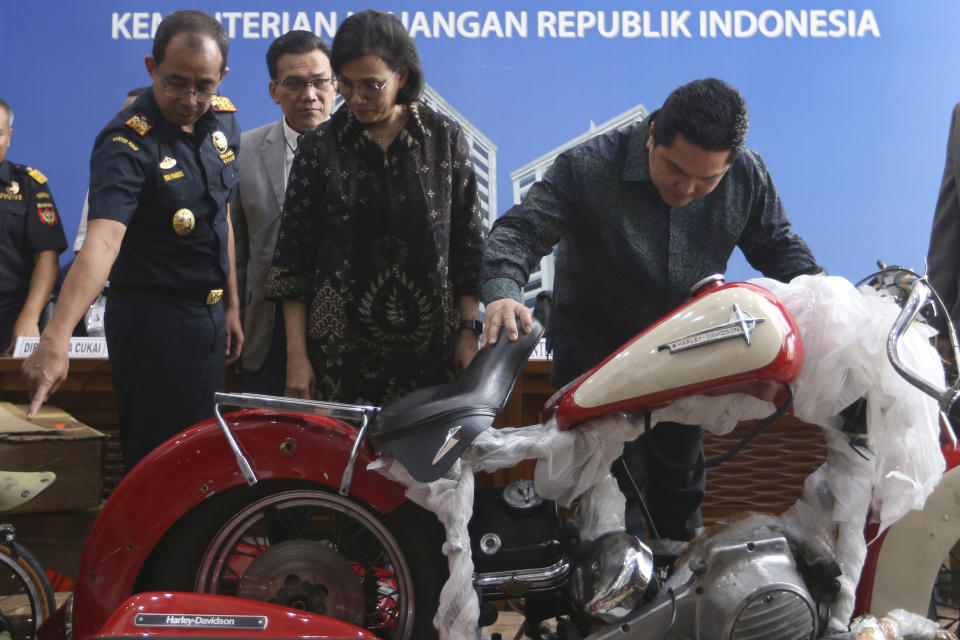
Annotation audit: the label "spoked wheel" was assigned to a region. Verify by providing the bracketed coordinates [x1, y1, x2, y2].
[931, 542, 960, 631]
[138, 484, 445, 640]
[0, 540, 56, 640]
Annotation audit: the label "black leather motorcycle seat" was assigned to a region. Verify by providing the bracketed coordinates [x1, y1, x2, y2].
[369, 320, 544, 483]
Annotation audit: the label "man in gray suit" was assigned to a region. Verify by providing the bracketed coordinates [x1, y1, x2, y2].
[928, 103, 960, 354]
[233, 31, 335, 394]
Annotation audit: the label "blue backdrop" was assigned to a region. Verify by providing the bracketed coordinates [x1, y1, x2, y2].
[1, 1, 957, 282]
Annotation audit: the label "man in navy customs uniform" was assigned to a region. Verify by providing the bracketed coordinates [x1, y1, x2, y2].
[23, 10, 243, 471]
[232, 30, 335, 396]
[0, 98, 67, 355]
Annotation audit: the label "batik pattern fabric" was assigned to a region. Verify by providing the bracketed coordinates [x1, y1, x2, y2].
[267, 102, 484, 404]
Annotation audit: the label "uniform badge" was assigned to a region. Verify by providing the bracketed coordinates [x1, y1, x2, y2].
[5, 181, 18, 195]
[27, 168, 48, 184]
[172, 208, 195, 236]
[159, 156, 177, 170]
[211, 131, 229, 154]
[126, 114, 154, 136]
[37, 203, 58, 226]
[209, 95, 237, 112]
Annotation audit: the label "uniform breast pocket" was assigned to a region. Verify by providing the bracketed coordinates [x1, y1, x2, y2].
[0, 199, 26, 237]
[221, 163, 238, 192]
[156, 170, 205, 211]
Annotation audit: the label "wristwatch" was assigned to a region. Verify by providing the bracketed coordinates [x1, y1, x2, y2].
[459, 319, 483, 334]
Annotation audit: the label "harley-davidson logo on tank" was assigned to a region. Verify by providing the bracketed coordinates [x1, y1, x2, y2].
[571, 283, 801, 411]
[656, 302, 764, 353]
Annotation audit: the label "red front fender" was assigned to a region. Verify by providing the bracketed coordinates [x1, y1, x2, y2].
[71, 409, 407, 640]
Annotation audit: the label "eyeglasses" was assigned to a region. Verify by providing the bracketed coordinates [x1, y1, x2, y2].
[277, 77, 336, 94]
[336, 70, 398, 100]
[158, 75, 219, 104]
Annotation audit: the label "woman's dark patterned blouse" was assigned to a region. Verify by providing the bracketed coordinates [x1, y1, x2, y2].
[266, 102, 484, 404]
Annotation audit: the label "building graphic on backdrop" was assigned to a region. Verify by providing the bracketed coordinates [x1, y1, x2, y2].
[510, 103, 649, 308]
[333, 83, 498, 230]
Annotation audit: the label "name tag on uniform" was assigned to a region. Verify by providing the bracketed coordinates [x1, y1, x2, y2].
[13, 337, 109, 359]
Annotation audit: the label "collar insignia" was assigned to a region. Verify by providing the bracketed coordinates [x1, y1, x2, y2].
[658, 303, 764, 354]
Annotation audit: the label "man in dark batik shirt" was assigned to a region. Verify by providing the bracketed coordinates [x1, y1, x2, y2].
[481, 78, 821, 541]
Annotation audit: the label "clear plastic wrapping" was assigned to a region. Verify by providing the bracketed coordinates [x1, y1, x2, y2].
[372, 274, 945, 638]
[849, 608, 958, 639]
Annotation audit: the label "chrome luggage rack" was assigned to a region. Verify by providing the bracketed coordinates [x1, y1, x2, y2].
[213, 392, 380, 495]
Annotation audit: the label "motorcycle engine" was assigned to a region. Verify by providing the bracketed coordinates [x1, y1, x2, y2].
[692, 536, 817, 640]
[608, 532, 818, 640]
[469, 480, 568, 597]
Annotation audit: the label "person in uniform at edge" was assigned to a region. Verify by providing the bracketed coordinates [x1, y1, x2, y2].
[232, 31, 335, 396]
[481, 78, 821, 541]
[0, 98, 68, 355]
[23, 10, 243, 472]
[927, 102, 960, 358]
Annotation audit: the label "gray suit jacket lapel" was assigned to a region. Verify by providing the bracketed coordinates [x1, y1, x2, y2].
[262, 119, 287, 210]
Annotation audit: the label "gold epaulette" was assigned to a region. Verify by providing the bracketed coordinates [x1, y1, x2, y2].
[26, 167, 47, 184]
[125, 114, 154, 136]
[210, 95, 237, 112]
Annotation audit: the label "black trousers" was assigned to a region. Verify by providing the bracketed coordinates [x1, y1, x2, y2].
[612, 421, 706, 541]
[105, 288, 225, 472]
[0, 291, 27, 351]
[241, 304, 286, 396]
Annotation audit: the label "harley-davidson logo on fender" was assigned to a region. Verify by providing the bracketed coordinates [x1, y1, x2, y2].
[134, 614, 267, 629]
[658, 303, 764, 354]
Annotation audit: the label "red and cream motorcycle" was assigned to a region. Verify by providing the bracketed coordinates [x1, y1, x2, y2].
[42, 265, 960, 640]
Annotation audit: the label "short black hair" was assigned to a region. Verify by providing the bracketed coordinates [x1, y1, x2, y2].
[0, 98, 12, 127]
[152, 10, 229, 72]
[331, 9, 424, 105]
[266, 30, 331, 80]
[651, 78, 749, 162]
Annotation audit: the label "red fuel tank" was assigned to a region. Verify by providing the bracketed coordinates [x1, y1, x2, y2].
[546, 281, 803, 429]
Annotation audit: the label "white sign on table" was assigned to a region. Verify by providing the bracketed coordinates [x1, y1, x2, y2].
[12, 337, 108, 359]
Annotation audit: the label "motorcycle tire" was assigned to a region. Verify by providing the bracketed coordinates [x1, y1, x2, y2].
[135, 481, 447, 640]
[0, 540, 57, 640]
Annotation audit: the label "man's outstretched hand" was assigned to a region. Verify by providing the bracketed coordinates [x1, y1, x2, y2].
[481, 298, 533, 347]
[22, 336, 69, 419]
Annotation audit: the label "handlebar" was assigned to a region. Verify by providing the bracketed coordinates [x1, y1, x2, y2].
[885, 276, 960, 424]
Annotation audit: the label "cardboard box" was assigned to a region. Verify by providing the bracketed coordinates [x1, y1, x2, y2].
[0, 403, 106, 513]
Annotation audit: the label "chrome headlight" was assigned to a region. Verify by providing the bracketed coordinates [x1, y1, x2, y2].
[571, 530, 654, 623]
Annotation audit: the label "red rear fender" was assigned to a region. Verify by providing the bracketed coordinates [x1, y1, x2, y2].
[71, 409, 405, 640]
